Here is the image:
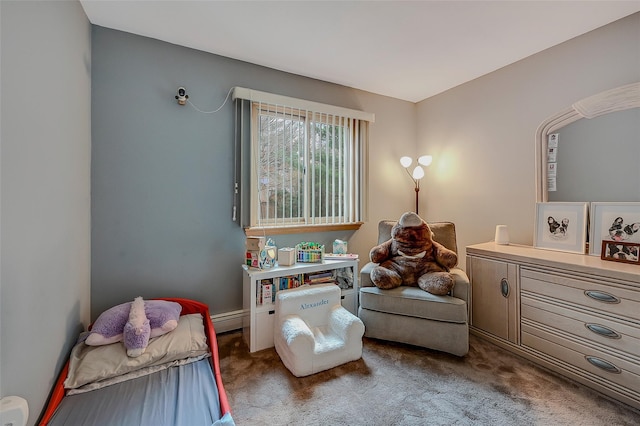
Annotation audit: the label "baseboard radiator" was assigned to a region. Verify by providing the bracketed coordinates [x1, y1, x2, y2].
[210, 309, 246, 333]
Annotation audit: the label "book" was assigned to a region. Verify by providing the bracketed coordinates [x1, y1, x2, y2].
[304, 270, 335, 285]
[307, 271, 333, 280]
[261, 282, 273, 305]
[257, 279, 274, 304]
[324, 253, 359, 260]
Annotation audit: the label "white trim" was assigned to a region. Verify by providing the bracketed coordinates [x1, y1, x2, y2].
[210, 309, 246, 333]
[232, 87, 375, 123]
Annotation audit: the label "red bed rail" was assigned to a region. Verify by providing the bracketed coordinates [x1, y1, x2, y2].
[38, 297, 232, 425]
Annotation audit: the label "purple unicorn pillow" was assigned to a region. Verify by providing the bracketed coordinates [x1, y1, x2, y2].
[85, 299, 181, 346]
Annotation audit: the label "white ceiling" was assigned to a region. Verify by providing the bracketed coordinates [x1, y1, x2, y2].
[79, 1, 640, 103]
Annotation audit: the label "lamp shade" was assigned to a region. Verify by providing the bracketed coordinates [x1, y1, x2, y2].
[418, 155, 433, 166]
[412, 166, 425, 180]
[400, 156, 412, 168]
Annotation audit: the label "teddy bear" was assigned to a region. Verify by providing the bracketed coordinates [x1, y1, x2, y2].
[369, 211, 457, 295]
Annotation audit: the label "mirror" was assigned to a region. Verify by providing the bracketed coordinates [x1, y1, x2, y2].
[535, 82, 640, 202]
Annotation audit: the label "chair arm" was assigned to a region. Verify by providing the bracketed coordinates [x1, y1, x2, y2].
[328, 306, 365, 341]
[451, 267, 470, 303]
[360, 261, 377, 288]
[280, 315, 315, 352]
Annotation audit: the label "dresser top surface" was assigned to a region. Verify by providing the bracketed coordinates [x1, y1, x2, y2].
[467, 242, 640, 284]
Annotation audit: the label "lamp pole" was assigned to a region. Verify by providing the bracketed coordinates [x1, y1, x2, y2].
[414, 180, 420, 215]
[400, 155, 431, 216]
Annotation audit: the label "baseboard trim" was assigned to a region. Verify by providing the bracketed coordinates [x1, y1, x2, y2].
[210, 309, 246, 333]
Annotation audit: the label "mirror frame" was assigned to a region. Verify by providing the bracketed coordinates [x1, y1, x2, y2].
[535, 82, 640, 202]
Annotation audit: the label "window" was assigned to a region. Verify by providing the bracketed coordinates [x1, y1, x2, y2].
[233, 88, 374, 232]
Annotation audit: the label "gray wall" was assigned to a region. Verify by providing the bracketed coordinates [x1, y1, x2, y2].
[91, 13, 640, 318]
[416, 12, 640, 256]
[90, 27, 416, 318]
[0, 2, 91, 425]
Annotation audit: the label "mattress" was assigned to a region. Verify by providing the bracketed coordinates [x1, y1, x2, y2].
[47, 358, 233, 426]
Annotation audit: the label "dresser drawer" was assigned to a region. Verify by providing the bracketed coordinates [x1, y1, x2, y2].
[521, 268, 640, 322]
[522, 323, 640, 393]
[521, 296, 640, 356]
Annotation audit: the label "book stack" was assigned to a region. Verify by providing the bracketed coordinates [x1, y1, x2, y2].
[278, 275, 301, 291]
[324, 253, 359, 260]
[305, 270, 335, 285]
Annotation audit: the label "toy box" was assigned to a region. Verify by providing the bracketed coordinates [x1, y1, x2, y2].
[278, 247, 296, 266]
[296, 242, 324, 263]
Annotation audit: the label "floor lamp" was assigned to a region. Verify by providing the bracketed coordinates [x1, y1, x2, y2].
[399, 155, 432, 215]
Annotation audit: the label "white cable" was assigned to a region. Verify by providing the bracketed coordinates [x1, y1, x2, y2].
[187, 87, 233, 114]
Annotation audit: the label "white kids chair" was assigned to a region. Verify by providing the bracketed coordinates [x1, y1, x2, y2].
[274, 283, 365, 377]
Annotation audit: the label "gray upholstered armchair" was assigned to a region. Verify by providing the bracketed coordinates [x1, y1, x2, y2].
[359, 220, 469, 356]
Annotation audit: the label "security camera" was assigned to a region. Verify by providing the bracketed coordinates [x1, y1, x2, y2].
[175, 87, 189, 105]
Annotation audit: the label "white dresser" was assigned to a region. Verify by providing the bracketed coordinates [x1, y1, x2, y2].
[467, 242, 640, 410]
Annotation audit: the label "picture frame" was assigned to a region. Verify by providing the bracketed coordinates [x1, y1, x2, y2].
[534, 202, 588, 254]
[589, 202, 640, 256]
[600, 240, 640, 265]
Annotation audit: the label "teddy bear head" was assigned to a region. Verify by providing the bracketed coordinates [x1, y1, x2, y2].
[391, 211, 434, 255]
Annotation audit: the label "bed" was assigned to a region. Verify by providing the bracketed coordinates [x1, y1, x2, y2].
[39, 298, 235, 426]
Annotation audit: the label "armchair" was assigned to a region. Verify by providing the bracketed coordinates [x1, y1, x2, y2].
[274, 283, 365, 377]
[359, 221, 469, 356]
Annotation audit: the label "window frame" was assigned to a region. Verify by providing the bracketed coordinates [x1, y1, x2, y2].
[232, 87, 373, 234]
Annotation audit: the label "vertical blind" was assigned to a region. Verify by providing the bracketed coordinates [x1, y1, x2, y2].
[232, 87, 374, 229]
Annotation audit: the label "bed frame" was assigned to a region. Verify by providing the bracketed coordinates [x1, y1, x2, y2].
[38, 297, 232, 425]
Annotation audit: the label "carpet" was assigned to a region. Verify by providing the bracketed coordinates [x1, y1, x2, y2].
[217, 331, 640, 425]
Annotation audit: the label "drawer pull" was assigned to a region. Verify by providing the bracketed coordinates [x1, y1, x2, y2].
[500, 278, 509, 298]
[585, 356, 621, 374]
[268, 310, 275, 315]
[585, 323, 621, 339]
[584, 290, 620, 304]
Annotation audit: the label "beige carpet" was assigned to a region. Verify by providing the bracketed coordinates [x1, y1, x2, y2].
[217, 331, 640, 426]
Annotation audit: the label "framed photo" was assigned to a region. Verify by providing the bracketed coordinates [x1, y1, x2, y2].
[534, 202, 588, 254]
[601, 240, 640, 264]
[589, 202, 640, 256]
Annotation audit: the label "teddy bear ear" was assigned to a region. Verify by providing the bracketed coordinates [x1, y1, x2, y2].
[398, 212, 424, 227]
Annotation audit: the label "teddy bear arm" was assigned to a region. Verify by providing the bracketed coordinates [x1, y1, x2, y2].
[370, 240, 392, 263]
[432, 241, 458, 269]
[370, 261, 403, 289]
[418, 272, 455, 296]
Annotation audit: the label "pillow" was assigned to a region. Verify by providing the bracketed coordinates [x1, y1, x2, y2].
[64, 313, 209, 390]
[85, 299, 181, 346]
[67, 353, 210, 395]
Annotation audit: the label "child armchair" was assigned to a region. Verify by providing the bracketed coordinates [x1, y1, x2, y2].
[274, 283, 365, 377]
